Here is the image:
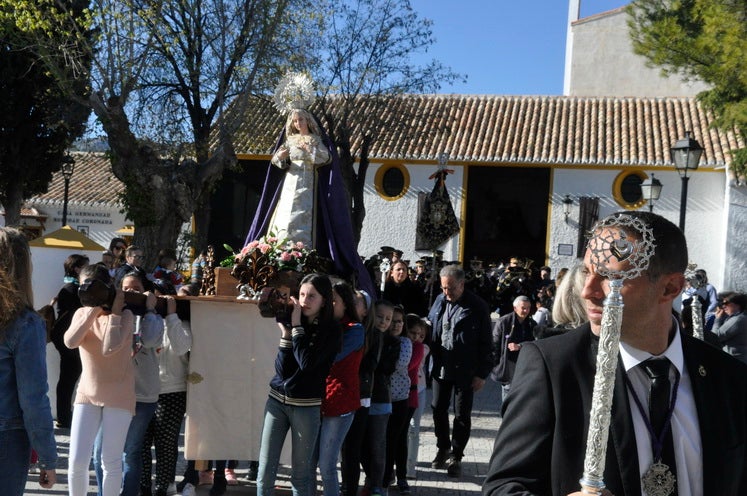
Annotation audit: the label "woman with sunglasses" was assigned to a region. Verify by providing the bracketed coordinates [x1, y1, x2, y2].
[108, 238, 127, 269]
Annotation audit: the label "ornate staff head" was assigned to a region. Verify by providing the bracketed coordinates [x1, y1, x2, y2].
[587, 213, 657, 283]
[684, 262, 705, 341]
[684, 263, 704, 289]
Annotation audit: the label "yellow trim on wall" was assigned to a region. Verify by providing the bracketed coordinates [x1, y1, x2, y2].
[374, 163, 410, 201]
[458, 165, 469, 262]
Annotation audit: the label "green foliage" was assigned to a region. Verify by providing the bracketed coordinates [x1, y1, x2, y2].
[0, 0, 91, 220]
[629, 0, 747, 178]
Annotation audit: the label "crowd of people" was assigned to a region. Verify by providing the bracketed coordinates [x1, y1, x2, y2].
[5, 210, 747, 496]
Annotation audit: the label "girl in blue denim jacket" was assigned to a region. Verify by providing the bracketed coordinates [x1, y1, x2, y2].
[0, 227, 58, 495]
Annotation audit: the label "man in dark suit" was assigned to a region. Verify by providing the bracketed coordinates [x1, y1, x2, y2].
[483, 211, 747, 496]
[429, 264, 493, 478]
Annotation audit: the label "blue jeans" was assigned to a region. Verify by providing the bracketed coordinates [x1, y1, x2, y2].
[0, 429, 30, 496]
[312, 413, 355, 496]
[257, 397, 321, 496]
[94, 401, 158, 496]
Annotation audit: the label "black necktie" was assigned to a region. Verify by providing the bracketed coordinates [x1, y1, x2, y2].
[641, 358, 678, 486]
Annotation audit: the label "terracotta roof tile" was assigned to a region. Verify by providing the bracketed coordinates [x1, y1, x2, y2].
[230, 94, 741, 168]
[31, 152, 124, 207]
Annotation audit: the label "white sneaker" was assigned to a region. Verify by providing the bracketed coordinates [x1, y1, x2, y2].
[181, 482, 197, 496]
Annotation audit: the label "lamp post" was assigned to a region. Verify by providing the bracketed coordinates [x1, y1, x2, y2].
[61, 155, 75, 227]
[562, 194, 573, 222]
[639, 173, 663, 212]
[671, 131, 703, 231]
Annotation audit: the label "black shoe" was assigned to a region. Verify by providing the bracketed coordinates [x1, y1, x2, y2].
[446, 457, 462, 478]
[397, 480, 411, 495]
[247, 460, 258, 481]
[210, 475, 227, 496]
[431, 449, 450, 469]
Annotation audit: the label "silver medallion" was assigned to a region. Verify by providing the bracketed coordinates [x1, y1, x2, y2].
[443, 321, 451, 331]
[641, 461, 676, 496]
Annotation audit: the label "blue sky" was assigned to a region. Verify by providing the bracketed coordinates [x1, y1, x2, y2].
[409, 0, 628, 95]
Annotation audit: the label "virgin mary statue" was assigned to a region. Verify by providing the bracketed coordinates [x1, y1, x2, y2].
[245, 74, 373, 295]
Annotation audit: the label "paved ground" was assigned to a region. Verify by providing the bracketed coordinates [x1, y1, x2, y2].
[23, 380, 502, 496]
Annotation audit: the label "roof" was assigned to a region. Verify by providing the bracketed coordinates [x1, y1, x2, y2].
[28, 225, 106, 251]
[31, 151, 124, 208]
[230, 94, 742, 168]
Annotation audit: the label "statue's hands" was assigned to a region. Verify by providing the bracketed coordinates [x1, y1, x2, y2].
[276, 147, 290, 161]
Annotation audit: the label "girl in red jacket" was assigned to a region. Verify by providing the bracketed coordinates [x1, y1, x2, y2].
[311, 281, 365, 496]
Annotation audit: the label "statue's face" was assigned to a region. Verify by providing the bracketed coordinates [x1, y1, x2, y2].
[292, 112, 309, 134]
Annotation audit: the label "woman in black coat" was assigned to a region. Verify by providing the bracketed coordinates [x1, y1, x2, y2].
[50, 253, 89, 428]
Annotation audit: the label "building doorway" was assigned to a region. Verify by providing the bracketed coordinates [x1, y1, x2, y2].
[463, 166, 550, 268]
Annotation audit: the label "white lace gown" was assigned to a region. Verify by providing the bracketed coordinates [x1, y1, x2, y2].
[268, 133, 330, 247]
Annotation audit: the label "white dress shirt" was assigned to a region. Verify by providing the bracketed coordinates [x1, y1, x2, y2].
[619, 323, 703, 496]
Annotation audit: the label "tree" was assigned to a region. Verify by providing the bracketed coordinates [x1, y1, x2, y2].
[628, 0, 747, 176]
[312, 0, 464, 243]
[4, 0, 314, 265]
[0, 0, 90, 226]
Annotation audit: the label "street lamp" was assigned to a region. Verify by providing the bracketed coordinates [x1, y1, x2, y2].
[562, 194, 573, 222]
[61, 155, 75, 227]
[671, 131, 703, 231]
[639, 173, 663, 212]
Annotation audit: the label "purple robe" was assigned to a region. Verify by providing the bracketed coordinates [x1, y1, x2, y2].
[245, 117, 374, 296]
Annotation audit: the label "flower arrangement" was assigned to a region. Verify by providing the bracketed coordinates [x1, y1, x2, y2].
[235, 235, 310, 272]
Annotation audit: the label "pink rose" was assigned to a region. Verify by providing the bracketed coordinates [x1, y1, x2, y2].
[280, 252, 292, 262]
[247, 240, 259, 250]
[259, 243, 271, 254]
[267, 237, 278, 244]
[295, 241, 304, 250]
[292, 251, 302, 259]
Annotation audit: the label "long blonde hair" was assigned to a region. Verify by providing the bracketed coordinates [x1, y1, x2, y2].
[551, 263, 587, 329]
[0, 227, 33, 333]
[285, 108, 322, 137]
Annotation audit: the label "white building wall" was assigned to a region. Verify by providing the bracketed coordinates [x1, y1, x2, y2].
[723, 183, 747, 292]
[549, 168, 726, 290]
[358, 163, 463, 262]
[28, 200, 130, 249]
[567, 8, 709, 97]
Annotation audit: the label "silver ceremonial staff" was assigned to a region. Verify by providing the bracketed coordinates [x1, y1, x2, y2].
[684, 265, 704, 341]
[579, 215, 656, 495]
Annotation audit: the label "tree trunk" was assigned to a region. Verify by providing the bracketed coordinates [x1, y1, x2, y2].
[3, 184, 23, 227]
[352, 135, 371, 246]
[88, 93, 235, 269]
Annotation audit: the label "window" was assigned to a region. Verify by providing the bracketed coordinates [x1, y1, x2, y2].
[612, 170, 647, 209]
[374, 164, 410, 200]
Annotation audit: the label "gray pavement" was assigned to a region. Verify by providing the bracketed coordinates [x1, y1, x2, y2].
[24, 379, 502, 496]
